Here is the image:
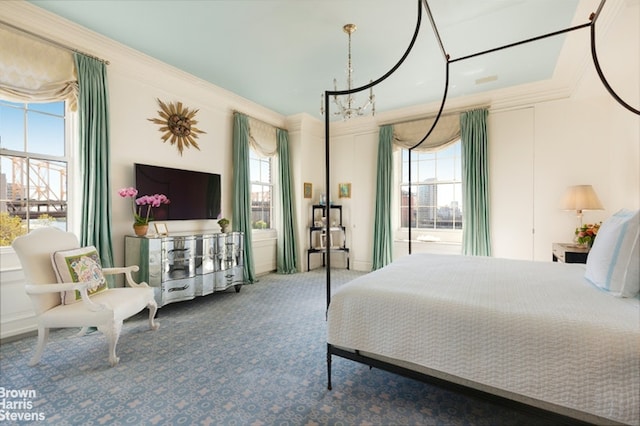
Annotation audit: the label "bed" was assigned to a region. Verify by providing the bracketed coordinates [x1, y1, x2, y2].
[320, 1, 638, 421]
[326, 211, 640, 425]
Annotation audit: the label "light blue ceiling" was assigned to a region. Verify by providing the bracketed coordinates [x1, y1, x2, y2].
[28, 0, 581, 118]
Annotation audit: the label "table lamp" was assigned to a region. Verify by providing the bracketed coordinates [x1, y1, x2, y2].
[561, 184, 604, 227]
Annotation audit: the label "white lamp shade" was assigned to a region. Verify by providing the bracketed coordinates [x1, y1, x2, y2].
[561, 185, 604, 212]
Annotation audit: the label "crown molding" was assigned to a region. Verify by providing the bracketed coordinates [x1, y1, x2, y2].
[1, 1, 286, 126]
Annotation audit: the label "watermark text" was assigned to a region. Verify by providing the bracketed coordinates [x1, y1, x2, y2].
[0, 387, 45, 422]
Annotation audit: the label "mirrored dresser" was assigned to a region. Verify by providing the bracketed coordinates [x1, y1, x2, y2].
[125, 232, 244, 307]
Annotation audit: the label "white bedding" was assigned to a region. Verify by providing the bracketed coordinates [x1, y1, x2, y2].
[327, 254, 640, 425]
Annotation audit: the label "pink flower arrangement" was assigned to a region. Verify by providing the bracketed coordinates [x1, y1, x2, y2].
[118, 187, 170, 225]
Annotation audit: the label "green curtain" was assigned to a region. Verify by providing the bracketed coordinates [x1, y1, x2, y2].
[232, 112, 256, 283]
[460, 108, 491, 256]
[74, 53, 114, 269]
[276, 129, 298, 274]
[372, 125, 394, 270]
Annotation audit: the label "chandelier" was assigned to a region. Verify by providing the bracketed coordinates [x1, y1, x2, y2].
[321, 24, 375, 120]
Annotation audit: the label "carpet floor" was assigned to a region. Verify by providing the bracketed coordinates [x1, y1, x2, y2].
[1, 269, 575, 425]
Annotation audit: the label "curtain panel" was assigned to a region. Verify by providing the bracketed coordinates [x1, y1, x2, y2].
[276, 129, 298, 274]
[233, 112, 298, 272]
[75, 53, 114, 269]
[372, 125, 394, 270]
[460, 108, 492, 256]
[232, 112, 256, 283]
[0, 26, 78, 110]
[239, 114, 299, 275]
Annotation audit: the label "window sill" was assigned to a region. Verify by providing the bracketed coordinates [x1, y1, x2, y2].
[252, 229, 277, 241]
[395, 229, 462, 245]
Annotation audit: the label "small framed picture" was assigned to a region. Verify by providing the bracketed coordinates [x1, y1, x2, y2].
[304, 182, 312, 199]
[338, 183, 351, 199]
[154, 223, 169, 236]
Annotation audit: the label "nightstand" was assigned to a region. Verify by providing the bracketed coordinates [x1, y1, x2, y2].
[552, 243, 590, 264]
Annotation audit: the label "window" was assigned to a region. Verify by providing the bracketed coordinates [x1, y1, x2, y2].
[0, 101, 68, 246]
[399, 141, 463, 230]
[249, 149, 272, 230]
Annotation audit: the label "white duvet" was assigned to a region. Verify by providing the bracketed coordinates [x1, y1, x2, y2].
[327, 254, 640, 425]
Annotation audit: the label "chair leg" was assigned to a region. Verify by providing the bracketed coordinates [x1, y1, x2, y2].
[98, 320, 122, 367]
[29, 326, 49, 366]
[148, 300, 159, 330]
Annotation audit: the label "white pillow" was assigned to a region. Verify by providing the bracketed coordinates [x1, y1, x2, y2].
[585, 209, 640, 297]
[51, 246, 108, 305]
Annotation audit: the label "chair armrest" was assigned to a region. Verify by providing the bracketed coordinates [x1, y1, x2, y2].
[103, 265, 150, 288]
[25, 281, 108, 312]
[25, 281, 90, 294]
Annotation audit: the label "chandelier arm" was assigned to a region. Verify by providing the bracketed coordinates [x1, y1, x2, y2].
[327, 0, 423, 98]
[347, 29, 353, 111]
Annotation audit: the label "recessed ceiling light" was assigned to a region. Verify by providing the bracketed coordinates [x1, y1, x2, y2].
[475, 75, 498, 85]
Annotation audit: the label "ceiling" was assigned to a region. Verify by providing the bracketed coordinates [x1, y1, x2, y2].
[28, 0, 583, 119]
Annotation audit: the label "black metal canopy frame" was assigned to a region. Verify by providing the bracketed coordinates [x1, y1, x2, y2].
[324, 0, 639, 310]
[324, 0, 639, 418]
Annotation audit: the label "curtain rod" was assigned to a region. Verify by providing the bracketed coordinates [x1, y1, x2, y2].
[0, 19, 110, 65]
[232, 110, 285, 132]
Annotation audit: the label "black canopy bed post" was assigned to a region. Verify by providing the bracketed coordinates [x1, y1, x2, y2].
[404, 0, 452, 255]
[324, 91, 331, 314]
[407, 57, 451, 253]
[325, 0, 425, 390]
[324, 0, 425, 311]
[407, 151, 412, 252]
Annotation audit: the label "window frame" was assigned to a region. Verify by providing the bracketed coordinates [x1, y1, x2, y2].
[395, 140, 463, 245]
[248, 149, 274, 232]
[0, 100, 74, 247]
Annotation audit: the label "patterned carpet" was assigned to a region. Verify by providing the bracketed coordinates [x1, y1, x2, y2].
[1, 269, 574, 425]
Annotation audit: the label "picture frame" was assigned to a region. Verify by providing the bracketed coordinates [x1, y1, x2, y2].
[318, 230, 334, 249]
[304, 182, 313, 199]
[338, 183, 351, 199]
[154, 222, 169, 236]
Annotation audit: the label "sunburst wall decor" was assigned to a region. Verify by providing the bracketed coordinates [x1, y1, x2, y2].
[148, 99, 206, 155]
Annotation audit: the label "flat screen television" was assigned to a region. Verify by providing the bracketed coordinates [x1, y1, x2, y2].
[134, 163, 221, 221]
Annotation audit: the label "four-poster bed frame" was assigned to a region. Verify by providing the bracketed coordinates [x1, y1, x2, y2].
[323, 0, 639, 423]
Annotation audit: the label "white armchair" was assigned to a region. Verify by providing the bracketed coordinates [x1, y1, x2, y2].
[12, 227, 159, 367]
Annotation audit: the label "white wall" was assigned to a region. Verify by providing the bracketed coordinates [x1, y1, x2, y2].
[1, 0, 638, 339]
